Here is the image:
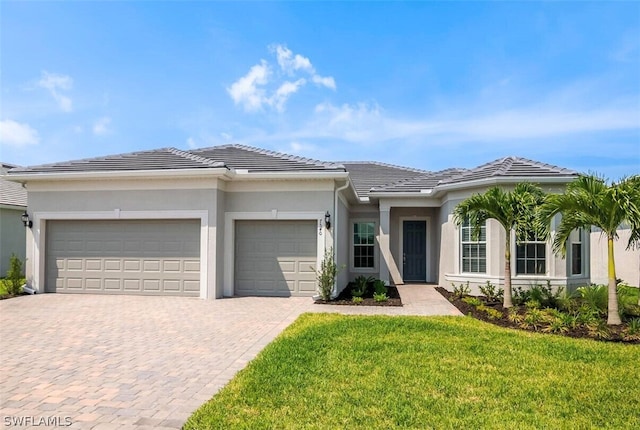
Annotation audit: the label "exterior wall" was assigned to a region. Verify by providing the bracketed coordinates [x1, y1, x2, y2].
[591, 229, 640, 287]
[335, 195, 350, 293]
[0, 207, 26, 275]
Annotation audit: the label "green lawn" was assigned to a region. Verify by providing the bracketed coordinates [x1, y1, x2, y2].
[185, 314, 639, 430]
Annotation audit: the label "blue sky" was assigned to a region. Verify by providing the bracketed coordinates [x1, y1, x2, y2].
[1, 1, 639, 179]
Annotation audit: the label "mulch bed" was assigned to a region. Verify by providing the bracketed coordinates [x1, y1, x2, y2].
[435, 287, 637, 344]
[315, 285, 403, 307]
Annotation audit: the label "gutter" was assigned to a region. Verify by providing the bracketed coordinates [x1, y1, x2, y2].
[5, 168, 233, 183]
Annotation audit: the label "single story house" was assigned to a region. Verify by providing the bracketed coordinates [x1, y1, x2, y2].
[1, 162, 27, 276]
[7, 144, 592, 299]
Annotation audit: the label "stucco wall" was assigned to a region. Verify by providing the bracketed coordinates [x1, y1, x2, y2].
[336, 196, 350, 292]
[0, 207, 26, 276]
[591, 229, 639, 287]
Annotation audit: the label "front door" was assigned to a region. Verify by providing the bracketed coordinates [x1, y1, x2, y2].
[403, 220, 426, 282]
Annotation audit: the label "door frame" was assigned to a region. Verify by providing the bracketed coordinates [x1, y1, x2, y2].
[398, 217, 430, 282]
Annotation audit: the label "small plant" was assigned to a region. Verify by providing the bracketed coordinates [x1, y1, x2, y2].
[477, 305, 502, 320]
[5, 254, 24, 296]
[577, 285, 607, 315]
[462, 296, 482, 307]
[525, 299, 541, 310]
[352, 275, 374, 298]
[542, 318, 570, 334]
[512, 286, 531, 306]
[575, 305, 600, 326]
[373, 279, 388, 295]
[623, 318, 640, 341]
[479, 281, 503, 303]
[451, 281, 470, 300]
[373, 292, 388, 302]
[586, 320, 611, 340]
[521, 308, 545, 330]
[507, 307, 524, 324]
[351, 296, 364, 304]
[312, 248, 343, 301]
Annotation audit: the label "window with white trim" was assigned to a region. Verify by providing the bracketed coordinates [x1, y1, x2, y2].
[461, 217, 486, 273]
[353, 221, 375, 269]
[516, 233, 546, 275]
[571, 228, 583, 275]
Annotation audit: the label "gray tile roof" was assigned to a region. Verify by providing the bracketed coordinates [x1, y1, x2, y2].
[190, 144, 345, 172]
[371, 168, 468, 193]
[340, 162, 427, 198]
[0, 176, 27, 207]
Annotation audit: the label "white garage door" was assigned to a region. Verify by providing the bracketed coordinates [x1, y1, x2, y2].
[46, 219, 200, 296]
[235, 220, 317, 297]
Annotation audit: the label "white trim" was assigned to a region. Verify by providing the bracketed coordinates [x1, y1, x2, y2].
[8, 168, 231, 182]
[31, 210, 210, 299]
[223, 211, 327, 297]
[398, 217, 430, 282]
[349, 219, 379, 273]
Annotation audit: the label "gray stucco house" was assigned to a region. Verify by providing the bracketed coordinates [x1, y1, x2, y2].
[1, 162, 27, 276]
[6, 144, 589, 298]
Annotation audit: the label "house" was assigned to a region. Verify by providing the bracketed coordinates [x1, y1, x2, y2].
[6, 144, 591, 299]
[1, 163, 27, 276]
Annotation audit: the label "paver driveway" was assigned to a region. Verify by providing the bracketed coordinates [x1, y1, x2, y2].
[0, 294, 315, 429]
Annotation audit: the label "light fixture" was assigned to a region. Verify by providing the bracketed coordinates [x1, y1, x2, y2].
[21, 211, 32, 228]
[324, 211, 331, 229]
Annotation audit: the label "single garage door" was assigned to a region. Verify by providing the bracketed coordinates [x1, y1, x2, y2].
[46, 219, 200, 296]
[235, 220, 317, 297]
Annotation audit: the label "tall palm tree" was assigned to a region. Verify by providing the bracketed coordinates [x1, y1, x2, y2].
[539, 174, 640, 325]
[454, 183, 546, 308]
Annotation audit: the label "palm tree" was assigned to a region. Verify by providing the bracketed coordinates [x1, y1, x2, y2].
[454, 183, 546, 308]
[539, 174, 640, 325]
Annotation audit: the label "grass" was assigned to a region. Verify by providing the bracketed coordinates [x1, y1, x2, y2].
[185, 314, 640, 429]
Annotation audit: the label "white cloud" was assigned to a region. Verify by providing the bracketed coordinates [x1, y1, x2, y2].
[93, 117, 112, 135]
[38, 71, 73, 112]
[0, 119, 40, 147]
[227, 60, 270, 112]
[186, 137, 197, 148]
[220, 132, 233, 141]
[228, 44, 336, 112]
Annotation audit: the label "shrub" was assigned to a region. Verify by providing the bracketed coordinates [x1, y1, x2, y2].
[313, 248, 342, 301]
[462, 296, 482, 307]
[577, 285, 607, 315]
[451, 281, 470, 300]
[512, 286, 531, 306]
[586, 320, 611, 340]
[507, 308, 524, 324]
[623, 319, 640, 341]
[373, 279, 388, 295]
[352, 275, 374, 298]
[575, 305, 600, 326]
[477, 305, 502, 320]
[526, 281, 564, 309]
[373, 292, 388, 302]
[5, 254, 24, 296]
[521, 308, 545, 330]
[525, 299, 541, 310]
[351, 296, 364, 304]
[479, 281, 503, 303]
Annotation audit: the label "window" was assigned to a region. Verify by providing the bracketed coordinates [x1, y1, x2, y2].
[516, 234, 546, 275]
[571, 229, 583, 275]
[461, 218, 486, 273]
[353, 221, 375, 269]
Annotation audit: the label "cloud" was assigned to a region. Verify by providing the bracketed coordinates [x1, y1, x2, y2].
[186, 137, 197, 149]
[38, 71, 73, 112]
[93, 117, 112, 135]
[227, 60, 270, 111]
[228, 44, 336, 112]
[0, 119, 40, 147]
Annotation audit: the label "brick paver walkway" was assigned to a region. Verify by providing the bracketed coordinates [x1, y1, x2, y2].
[0, 286, 459, 429]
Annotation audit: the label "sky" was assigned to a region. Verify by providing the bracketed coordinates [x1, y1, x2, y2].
[1, 1, 639, 180]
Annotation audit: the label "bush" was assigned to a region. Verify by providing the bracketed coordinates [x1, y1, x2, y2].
[5, 254, 24, 296]
[476, 304, 502, 320]
[451, 281, 470, 300]
[352, 275, 374, 298]
[313, 248, 342, 301]
[512, 286, 531, 306]
[577, 285, 608, 315]
[462, 296, 482, 307]
[351, 296, 364, 304]
[373, 292, 388, 302]
[373, 279, 388, 295]
[479, 281, 503, 303]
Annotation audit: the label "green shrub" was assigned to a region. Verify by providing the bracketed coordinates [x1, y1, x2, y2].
[507, 308, 524, 324]
[352, 275, 374, 298]
[512, 286, 531, 306]
[577, 285, 608, 315]
[479, 281, 503, 303]
[462, 296, 482, 307]
[373, 279, 388, 295]
[623, 319, 640, 341]
[521, 308, 545, 330]
[313, 248, 342, 301]
[575, 305, 600, 326]
[373, 292, 388, 302]
[351, 296, 364, 304]
[525, 299, 541, 310]
[586, 320, 611, 340]
[451, 281, 470, 300]
[5, 254, 24, 296]
[527, 281, 564, 309]
[476, 304, 502, 320]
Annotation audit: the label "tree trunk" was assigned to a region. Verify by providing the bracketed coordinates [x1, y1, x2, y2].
[607, 237, 621, 325]
[503, 236, 513, 308]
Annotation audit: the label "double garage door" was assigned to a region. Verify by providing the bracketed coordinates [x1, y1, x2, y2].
[235, 220, 317, 297]
[46, 219, 200, 296]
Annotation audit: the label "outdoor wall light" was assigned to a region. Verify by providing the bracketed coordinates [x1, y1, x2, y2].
[324, 211, 331, 229]
[21, 211, 32, 228]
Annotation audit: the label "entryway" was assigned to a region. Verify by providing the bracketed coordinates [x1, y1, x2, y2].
[402, 220, 427, 282]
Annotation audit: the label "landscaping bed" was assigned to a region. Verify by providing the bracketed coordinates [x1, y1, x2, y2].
[436, 285, 640, 344]
[315, 277, 402, 306]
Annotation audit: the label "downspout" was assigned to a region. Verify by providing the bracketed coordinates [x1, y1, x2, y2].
[332, 180, 350, 298]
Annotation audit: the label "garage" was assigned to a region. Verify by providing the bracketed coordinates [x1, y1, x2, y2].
[45, 219, 200, 296]
[234, 220, 317, 297]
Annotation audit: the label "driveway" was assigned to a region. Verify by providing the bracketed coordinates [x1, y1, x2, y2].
[0, 294, 315, 429]
[0, 287, 459, 429]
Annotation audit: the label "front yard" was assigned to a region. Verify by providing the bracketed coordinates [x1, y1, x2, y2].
[185, 314, 639, 429]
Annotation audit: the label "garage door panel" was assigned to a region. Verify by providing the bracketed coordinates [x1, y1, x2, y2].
[235, 220, 317, 297]
[46, 220, 200, 296]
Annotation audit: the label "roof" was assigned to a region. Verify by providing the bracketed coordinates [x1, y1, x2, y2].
[0, 176, 27, 207]
[8, 144, 344, 175]
[340, 162, 426, 198]
[371, 168, 468, 193]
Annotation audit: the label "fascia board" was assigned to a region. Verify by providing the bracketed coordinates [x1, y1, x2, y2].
[231, 171, 349, 181]
[5, 168, 232, 183]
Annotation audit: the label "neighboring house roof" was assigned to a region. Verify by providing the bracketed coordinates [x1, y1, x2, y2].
[340, 162, 427, 198]
[0, 163, 27, 207]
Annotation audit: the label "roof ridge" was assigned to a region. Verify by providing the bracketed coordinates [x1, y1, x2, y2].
[494, 156, 515, 176]
[340, 160, 428, 173]
[509, 156, 577, 174]
[371, 170, 437, 191]
[167, 148, 226, 168]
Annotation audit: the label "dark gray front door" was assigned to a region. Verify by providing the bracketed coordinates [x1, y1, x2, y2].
[403, 220, 426, 281]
